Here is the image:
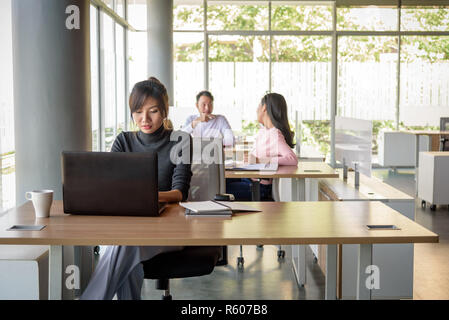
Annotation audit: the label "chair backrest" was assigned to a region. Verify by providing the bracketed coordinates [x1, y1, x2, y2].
[441, 117, 449, 131]
[188, 137, 225, 201]
[441, 117, 449, 151]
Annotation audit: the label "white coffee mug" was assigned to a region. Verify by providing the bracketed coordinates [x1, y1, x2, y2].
[25, 190, 54, 218]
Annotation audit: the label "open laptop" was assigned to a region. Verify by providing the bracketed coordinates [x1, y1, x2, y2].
[62, 151, 166, 216]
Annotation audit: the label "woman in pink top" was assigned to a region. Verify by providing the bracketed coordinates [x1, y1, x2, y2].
[226, 93, 298, 201]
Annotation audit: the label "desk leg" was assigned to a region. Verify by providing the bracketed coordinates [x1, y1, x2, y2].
[356, 244, 373, 300]
[290, 178, 307, 287]
[415, 135, 419, 196]
[251, 180, 261, 201]
[49, 245, 63, 300]
[325, 244, 338, 300]
[291, 178, 306, 201]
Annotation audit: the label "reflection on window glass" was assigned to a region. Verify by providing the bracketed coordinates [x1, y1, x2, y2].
[209, 35, 269, 131]
[102, 13, 116, 151]
[271, 36, 331, 156]
[128, 0, 147, 30]
[207, 1, 269, 31]
[174, 0, 203, 30]
[337, 6, 397, 31]
[271, 3, 332, 31]
[116, 25, 126, 134]
[338, 36, 398, 155]
[173, 32, 204, 110]
[116, 0, 125, 19]
[400, 36, 449, 128]
[90, 5, 100, 151]
[401, 6, 449, 31]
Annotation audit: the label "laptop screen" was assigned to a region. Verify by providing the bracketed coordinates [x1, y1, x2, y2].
[62, 151, 160, 216]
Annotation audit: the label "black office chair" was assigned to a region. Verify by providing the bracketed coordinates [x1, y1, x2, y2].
[440, 117, 449, 151]
[142, 246, 222, 300]
[140, 138, 226, 300]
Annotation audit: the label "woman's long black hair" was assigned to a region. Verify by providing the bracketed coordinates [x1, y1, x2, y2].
[261, 93, 295, 149]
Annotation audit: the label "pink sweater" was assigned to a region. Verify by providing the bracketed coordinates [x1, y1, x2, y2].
[250, 127, 298, 166]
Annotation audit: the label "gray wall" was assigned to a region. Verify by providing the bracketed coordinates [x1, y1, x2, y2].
[12, 0, 91, 204]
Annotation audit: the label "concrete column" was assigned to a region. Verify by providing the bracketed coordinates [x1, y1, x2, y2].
[12, 0, 91, 204]
[147, 0, 173, 105]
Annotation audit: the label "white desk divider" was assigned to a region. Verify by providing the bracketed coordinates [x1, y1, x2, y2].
[335, 116, 372, 177]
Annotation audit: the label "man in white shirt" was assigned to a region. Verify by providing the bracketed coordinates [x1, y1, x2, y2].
[181, 91, 234, 147]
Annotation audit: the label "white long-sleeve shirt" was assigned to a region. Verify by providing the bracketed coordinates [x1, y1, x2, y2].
[181, 114, 235, 147]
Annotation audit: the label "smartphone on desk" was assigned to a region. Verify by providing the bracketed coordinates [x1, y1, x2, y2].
[366, 225, 400, 230]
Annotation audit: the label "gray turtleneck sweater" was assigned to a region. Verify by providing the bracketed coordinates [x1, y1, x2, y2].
[110, 125, 192, 201]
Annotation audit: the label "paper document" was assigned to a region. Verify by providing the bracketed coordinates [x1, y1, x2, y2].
[214, 201, 261, 212]
[225, 161, 278, 171]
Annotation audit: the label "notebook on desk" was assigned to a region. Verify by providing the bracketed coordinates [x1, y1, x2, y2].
[180, 201, 261, 217]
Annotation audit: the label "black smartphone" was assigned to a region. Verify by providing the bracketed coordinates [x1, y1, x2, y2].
[366, 225, 400, 230]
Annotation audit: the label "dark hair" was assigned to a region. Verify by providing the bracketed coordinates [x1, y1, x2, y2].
[196, 90, 214, 103]
[129, 77, 170, 127]
[261, 93, 295, 149]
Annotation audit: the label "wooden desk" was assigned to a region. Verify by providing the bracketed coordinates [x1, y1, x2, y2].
[0, 200, 438, 300]
[319, 170, 413, 203]
[225, 163, 336, 180]
[319, 170, 415, 299]
[225, 162, 338, 201]
[224, 144, 326, 163]
[226, 162, 338, 284]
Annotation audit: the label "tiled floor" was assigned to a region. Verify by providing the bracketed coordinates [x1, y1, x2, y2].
[136, 168, 448, 300]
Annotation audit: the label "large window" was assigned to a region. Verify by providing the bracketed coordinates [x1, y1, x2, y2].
[173, 0, 335, 154]
[400, 35, 449, 126]
[209, 35, 269, 129]
[91, 5, 100, 151]
[90, 0, 133, 151]
[337, 36, 398, 121]
[0, 0, 14, 211]
[173, 1, 449, 163]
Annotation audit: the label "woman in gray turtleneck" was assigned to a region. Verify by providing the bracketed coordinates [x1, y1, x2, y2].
[81, 77, 192, 300]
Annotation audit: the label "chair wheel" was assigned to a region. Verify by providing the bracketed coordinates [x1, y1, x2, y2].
[237, 257, 244, 268]
[421, 200, 426, 209]
[162, 294, 172, 300]
[277, 250, 285, 259]
[94, 246, 100, 255]
[430, 204, 437, 211]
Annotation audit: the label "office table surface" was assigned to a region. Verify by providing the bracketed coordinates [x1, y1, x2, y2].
[225, 162, 338, 179]
[421, 151, 449, 156]
[319, 170, 413, 202]
[0, 200, 438, 246]
[400, 130, 449, 136]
